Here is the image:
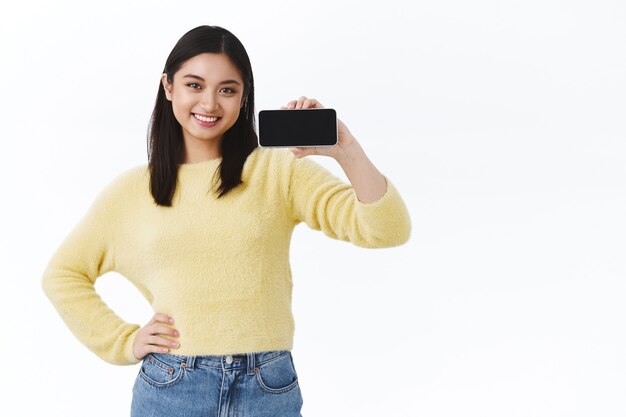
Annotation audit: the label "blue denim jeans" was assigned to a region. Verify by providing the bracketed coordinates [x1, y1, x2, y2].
[131, 349, 303, 416]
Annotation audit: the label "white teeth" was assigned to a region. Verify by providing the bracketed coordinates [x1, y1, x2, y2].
[194, 114, 219, 122]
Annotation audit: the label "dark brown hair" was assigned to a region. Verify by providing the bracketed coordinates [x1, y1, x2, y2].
[147, 25, 258, 206]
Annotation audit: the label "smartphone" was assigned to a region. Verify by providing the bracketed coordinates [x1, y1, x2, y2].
[258, 108, 338, 147]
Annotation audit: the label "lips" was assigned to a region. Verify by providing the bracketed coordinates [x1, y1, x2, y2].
[193, 113, 220, 123]
[192, 113, 221, 128]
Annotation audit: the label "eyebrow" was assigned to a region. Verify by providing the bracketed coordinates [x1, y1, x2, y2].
[182, 74, 241, 85]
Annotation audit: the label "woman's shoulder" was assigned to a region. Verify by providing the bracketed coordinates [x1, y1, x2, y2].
[244, 146, 298, 173]
[96, 162, 149, 202]
[114, 162, 149, 187]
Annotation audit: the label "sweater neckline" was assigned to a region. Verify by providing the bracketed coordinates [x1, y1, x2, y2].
[176, 158, 222, 184]
[178, 157, 222, 171]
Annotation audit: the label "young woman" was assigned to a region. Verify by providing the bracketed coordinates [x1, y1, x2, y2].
[41, 25, 411, 416]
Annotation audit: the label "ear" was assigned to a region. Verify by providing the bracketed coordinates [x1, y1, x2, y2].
[240, 94, 248, 109]
[161, 73, 172, 101]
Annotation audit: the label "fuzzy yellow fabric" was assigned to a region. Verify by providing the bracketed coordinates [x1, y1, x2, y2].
[41, 147, 411, 365]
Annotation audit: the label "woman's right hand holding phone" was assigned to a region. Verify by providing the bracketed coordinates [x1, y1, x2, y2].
[132, 312, 180, 360]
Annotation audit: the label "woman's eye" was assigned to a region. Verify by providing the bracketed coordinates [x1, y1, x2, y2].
[187, 83, 201, 89]
[220, 87, 236, 94]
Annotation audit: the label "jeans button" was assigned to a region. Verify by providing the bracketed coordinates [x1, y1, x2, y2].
[225, 355, 233, 364]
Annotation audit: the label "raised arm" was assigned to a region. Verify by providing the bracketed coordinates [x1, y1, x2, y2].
[282, 96, 411, 247]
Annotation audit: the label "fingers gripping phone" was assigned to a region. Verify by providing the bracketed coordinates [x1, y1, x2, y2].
[258, 108, 338, 147]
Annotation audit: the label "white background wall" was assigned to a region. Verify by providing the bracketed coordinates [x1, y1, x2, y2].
[1, 0, 625, 415]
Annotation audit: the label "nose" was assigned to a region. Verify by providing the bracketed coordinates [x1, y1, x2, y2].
[200, 91, 219, 112]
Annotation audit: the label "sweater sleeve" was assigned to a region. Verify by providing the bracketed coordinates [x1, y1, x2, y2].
[41, 182, 142, 366]
[284, 152, 411, 248]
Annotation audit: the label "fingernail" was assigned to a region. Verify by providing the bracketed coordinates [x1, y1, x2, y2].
[169, 318, 175, 323]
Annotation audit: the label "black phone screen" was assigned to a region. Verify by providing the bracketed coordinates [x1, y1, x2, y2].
[258, 108, 337, 147]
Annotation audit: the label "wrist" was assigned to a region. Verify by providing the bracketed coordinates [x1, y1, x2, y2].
[335, 136, 363, 166]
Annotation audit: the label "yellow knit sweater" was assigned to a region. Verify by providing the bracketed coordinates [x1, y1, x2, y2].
[41, 147, 411, 365]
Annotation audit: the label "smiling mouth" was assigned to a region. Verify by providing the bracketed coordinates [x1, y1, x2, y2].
[193, 113, 221, 123]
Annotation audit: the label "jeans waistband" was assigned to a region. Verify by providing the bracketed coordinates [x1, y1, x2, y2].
[148, 349, 290, 376]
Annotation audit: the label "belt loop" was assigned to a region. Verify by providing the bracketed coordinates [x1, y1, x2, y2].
[185, 355, 196, 370]
[246, 352, 256, 376]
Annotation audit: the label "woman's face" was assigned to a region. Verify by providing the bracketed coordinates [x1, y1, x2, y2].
[162, 52, 245, 151]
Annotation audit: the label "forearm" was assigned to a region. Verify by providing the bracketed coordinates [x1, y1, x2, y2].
[335, 137, 387, 204]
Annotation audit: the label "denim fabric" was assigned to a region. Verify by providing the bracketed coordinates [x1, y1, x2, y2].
[131, 349, 303, 416]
